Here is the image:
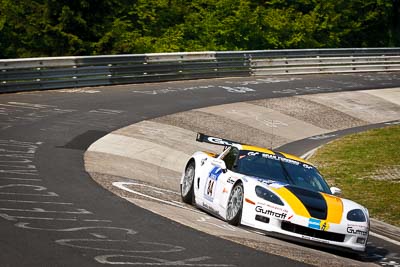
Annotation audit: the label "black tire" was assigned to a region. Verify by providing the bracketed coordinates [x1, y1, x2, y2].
[181, 161, 195, 204]
[226, 183, 243, 226]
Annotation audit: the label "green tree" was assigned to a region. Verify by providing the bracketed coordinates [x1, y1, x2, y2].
[1, 0, 399, 58]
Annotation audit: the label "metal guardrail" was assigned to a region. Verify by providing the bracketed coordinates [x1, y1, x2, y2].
[251, 55, 400, 75]
[1, 48, 400, 93]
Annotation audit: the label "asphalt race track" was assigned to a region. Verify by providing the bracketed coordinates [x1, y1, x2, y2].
[0, 72, 400, 266]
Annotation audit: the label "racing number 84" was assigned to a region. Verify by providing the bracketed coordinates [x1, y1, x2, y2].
[207, 179, 215, 196]
[205, 167, 222, 201]
[205, 178, 217, 200]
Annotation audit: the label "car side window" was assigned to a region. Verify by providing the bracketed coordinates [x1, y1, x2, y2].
[223, 147, 239, 170]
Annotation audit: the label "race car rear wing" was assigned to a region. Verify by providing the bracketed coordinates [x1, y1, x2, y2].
[196, 133, 242, 147]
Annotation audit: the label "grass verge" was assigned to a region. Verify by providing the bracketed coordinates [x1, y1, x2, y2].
[309, 125, 400, 227]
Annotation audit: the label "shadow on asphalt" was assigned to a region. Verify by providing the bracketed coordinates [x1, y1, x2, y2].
[267, 234, 387, 263]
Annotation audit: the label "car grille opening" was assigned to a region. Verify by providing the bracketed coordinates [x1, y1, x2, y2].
[255, 215, 270, 224]
[281, 221, 345, 242]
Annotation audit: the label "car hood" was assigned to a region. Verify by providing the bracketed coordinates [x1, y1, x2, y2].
[283, 185, 329, 220]
[250, 177, 346, 223]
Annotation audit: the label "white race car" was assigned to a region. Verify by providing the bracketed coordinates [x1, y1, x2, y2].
[180, 133, 370, 252]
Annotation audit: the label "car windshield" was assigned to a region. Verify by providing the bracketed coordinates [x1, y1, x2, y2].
[234, 150, 331, 194]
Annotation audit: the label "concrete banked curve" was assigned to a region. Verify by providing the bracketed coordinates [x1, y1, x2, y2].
[85, 88, 400, 267]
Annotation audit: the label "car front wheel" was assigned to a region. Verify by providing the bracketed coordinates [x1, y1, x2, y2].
[226, 183, 243, 225]
[181, 161, 195, 204]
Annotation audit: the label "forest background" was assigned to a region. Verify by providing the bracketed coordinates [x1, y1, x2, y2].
[1, 0, 399, 58]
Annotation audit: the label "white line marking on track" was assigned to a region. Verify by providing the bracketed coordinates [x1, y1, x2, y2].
[0, 154, 34, 159]
[0, 192, 58, 196]
[0, 199, 73, 205]
[0, 207, 92, 214]
[370, 231, 400, 246]
[0, 184, 58, 196]
[385, 121, 400, 125]
[196, 217, 237, 232]
[125, 183, 180, 195]
[0, 164, 36, 168]
[300, 147, 320, 160]
[0, 170, 38, 175]
[0, 177, 41, 181]
[95, 254, 235, 266]
[56, 240, 184, 253]
[89, 109, 124, 115]
[0, 213, 78, 221]
[113, 182, 197, 212]
[308, 134, 337, 140]
[83, 219, 113, 223]
[0, 104, 40, 110]
[8, 102, 55, 109]
[0, 159, 32, 163]
[90, 233, 107, 239]
[15, 224, 128, 232]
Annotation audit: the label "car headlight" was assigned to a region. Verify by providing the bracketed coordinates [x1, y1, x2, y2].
[255, 186, 284, 206]
[347, 209, 366, 222]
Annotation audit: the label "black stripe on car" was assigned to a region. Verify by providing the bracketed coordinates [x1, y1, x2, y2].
[285, 185, 328, 220]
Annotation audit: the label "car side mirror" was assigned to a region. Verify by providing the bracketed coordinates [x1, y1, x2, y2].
[330, 187, 342, 196]
[211, 159, 227, 173]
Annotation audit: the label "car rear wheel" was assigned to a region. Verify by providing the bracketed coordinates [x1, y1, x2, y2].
[181, 161, 195, 204]
[226, 183, 243, 225]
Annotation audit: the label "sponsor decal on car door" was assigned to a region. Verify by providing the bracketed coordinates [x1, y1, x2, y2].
[204, 167, 223, 202]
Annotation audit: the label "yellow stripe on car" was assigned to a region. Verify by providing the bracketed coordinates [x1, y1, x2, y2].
[321, 193, 343, 224]
[203, 151, 217, 158]
[271, 187, 311, 217]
